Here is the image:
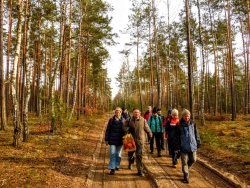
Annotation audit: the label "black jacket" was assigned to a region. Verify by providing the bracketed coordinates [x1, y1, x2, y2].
[105, 116, 125, 145]
[122, 111, 131, 120]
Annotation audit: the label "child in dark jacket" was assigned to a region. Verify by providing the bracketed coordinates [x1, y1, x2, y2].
[172, 109, 202, 184]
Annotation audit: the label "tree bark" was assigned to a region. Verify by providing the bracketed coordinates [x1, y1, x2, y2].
[12, 0, 24, 147]
[23, 2, 32, 142]
[0, 0, 7, 130]
[185, 0, 194, 119]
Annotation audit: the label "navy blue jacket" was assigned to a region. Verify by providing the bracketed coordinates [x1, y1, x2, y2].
[105, 116, 125, 145]
[172, 118, 201, 152]
[121, 111, 131, 120]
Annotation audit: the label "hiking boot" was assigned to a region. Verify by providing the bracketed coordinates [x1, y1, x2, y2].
[138, 170, 144, 177]
[115, 167, 120, 171]
[110, 169, 115, 175]
[150, 151, 154, 154]
[161, 147, 165, 150]
[173, 165, 177, 168]
[184, 176, 189, 183]
[158, 151, 162, 157]
[128, 164, 133, 169]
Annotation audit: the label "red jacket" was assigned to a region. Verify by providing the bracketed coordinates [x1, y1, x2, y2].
[143, 111, 152, 122]
[163, 115, 172, 127]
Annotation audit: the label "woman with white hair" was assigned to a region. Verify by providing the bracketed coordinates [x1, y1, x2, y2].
[165, 109, 180, 168]
[105, 108, 125, 175]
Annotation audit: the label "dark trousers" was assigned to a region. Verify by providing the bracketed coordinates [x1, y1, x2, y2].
[160, 131, 164, 149]
[128, 149, 143, 170]
[150, 133, 162, 152]
[168, 138, 180, 165]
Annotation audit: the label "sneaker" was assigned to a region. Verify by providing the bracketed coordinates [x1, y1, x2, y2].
[173, 165, 177, 168]
[110, 169, 115, 175]
[128, 164, 133, 169]
[115, 167, 120, 171]
[138, 170, 144, 177]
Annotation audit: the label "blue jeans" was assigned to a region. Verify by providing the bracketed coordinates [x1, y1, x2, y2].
[108, 145, 123, 170]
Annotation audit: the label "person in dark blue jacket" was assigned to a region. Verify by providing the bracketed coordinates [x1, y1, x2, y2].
[121, 107, 131, 120]
[105, 108, 125, 175]
[173, 109, 201, 184]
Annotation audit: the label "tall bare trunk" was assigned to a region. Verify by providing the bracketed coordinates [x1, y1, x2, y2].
[185, 0, 194, 119]
[152, 0, 160, 109]
[12, 0, 23, 147]
[6, 0, 13, 120]
[0, 0, 7, 130]
[197, 0, 205, 125]
[23, 2, 32, 141]
[50, 0, 66, 132]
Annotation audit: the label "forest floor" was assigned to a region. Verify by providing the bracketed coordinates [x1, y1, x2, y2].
[0, 112, 249, 187]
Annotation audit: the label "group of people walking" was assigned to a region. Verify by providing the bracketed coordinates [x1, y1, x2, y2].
[105, 106, 201, 184]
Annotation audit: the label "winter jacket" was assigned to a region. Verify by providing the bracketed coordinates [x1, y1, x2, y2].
[148, 114, 163, 133]
[121, 111, 131, 120]
[143, 111, 152, 122]
[165, 117, 179, 140]
[172, 118, 202, 153]
[163, 115, 172, 127]
[122, 116, 152, 149]
[105, 116, 125, 145]
[159, 114, 165, 124]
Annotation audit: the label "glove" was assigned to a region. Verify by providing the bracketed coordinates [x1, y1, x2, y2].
[148, 138, 151, 144]
[128, 127, 135, 134]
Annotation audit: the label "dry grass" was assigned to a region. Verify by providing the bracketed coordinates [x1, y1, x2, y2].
[0, 113, 106, 188]
[197, 113, 250, 185]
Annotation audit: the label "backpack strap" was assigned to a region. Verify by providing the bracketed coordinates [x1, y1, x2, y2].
[177, 121, 180, 129]
[111, 117, 113, 125]
[123, 118, 125, 124]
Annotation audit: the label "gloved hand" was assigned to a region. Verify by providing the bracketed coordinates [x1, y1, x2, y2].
[128, 127, 135, 134]
[148, 138, 151, 144]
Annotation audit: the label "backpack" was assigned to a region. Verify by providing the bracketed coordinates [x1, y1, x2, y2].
[150, 116, 163, 132]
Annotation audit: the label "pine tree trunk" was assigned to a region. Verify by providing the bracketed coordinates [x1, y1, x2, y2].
[149, 15, 154, 107]
[185, 0, 194, 119]
[246, 0, 250, 114]
[152, 0, 161, 109]
[6, 0, 12, 120]
[50, 1, 66, 132]
[137, 28, 143, 113]
[0, 0, 7, 130]
[23, 2, 32, 142]
[12, 0, 23, 147]
[36, 6, 41, 118]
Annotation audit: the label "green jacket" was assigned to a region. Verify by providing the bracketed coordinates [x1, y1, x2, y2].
[148, 114, 163, 133]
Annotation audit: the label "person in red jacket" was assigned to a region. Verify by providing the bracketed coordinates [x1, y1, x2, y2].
[143, 106, 152, 122]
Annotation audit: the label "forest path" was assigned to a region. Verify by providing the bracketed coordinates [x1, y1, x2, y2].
[86, 113, 243, 188]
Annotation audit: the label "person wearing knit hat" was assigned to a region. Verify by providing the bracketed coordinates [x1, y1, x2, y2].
[172, 109, 202, 184]
[157, 109, 165, 150]
[147, 107, 164, 157]
[143, 106, 152, 122]
[105, 108, 125, 175]
[165, 109, 180, 168]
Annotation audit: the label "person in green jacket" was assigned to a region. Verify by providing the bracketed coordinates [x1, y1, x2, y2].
[148, 107, 164, 157]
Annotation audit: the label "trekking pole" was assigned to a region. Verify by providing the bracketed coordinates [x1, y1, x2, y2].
[146, 134, 150, 159]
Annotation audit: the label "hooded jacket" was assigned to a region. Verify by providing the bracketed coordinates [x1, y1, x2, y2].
[121, 111, 131, 120]
[165, 117, 179, 139]
[172, 118, 202, 152]
[105, 115, 125, 145]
